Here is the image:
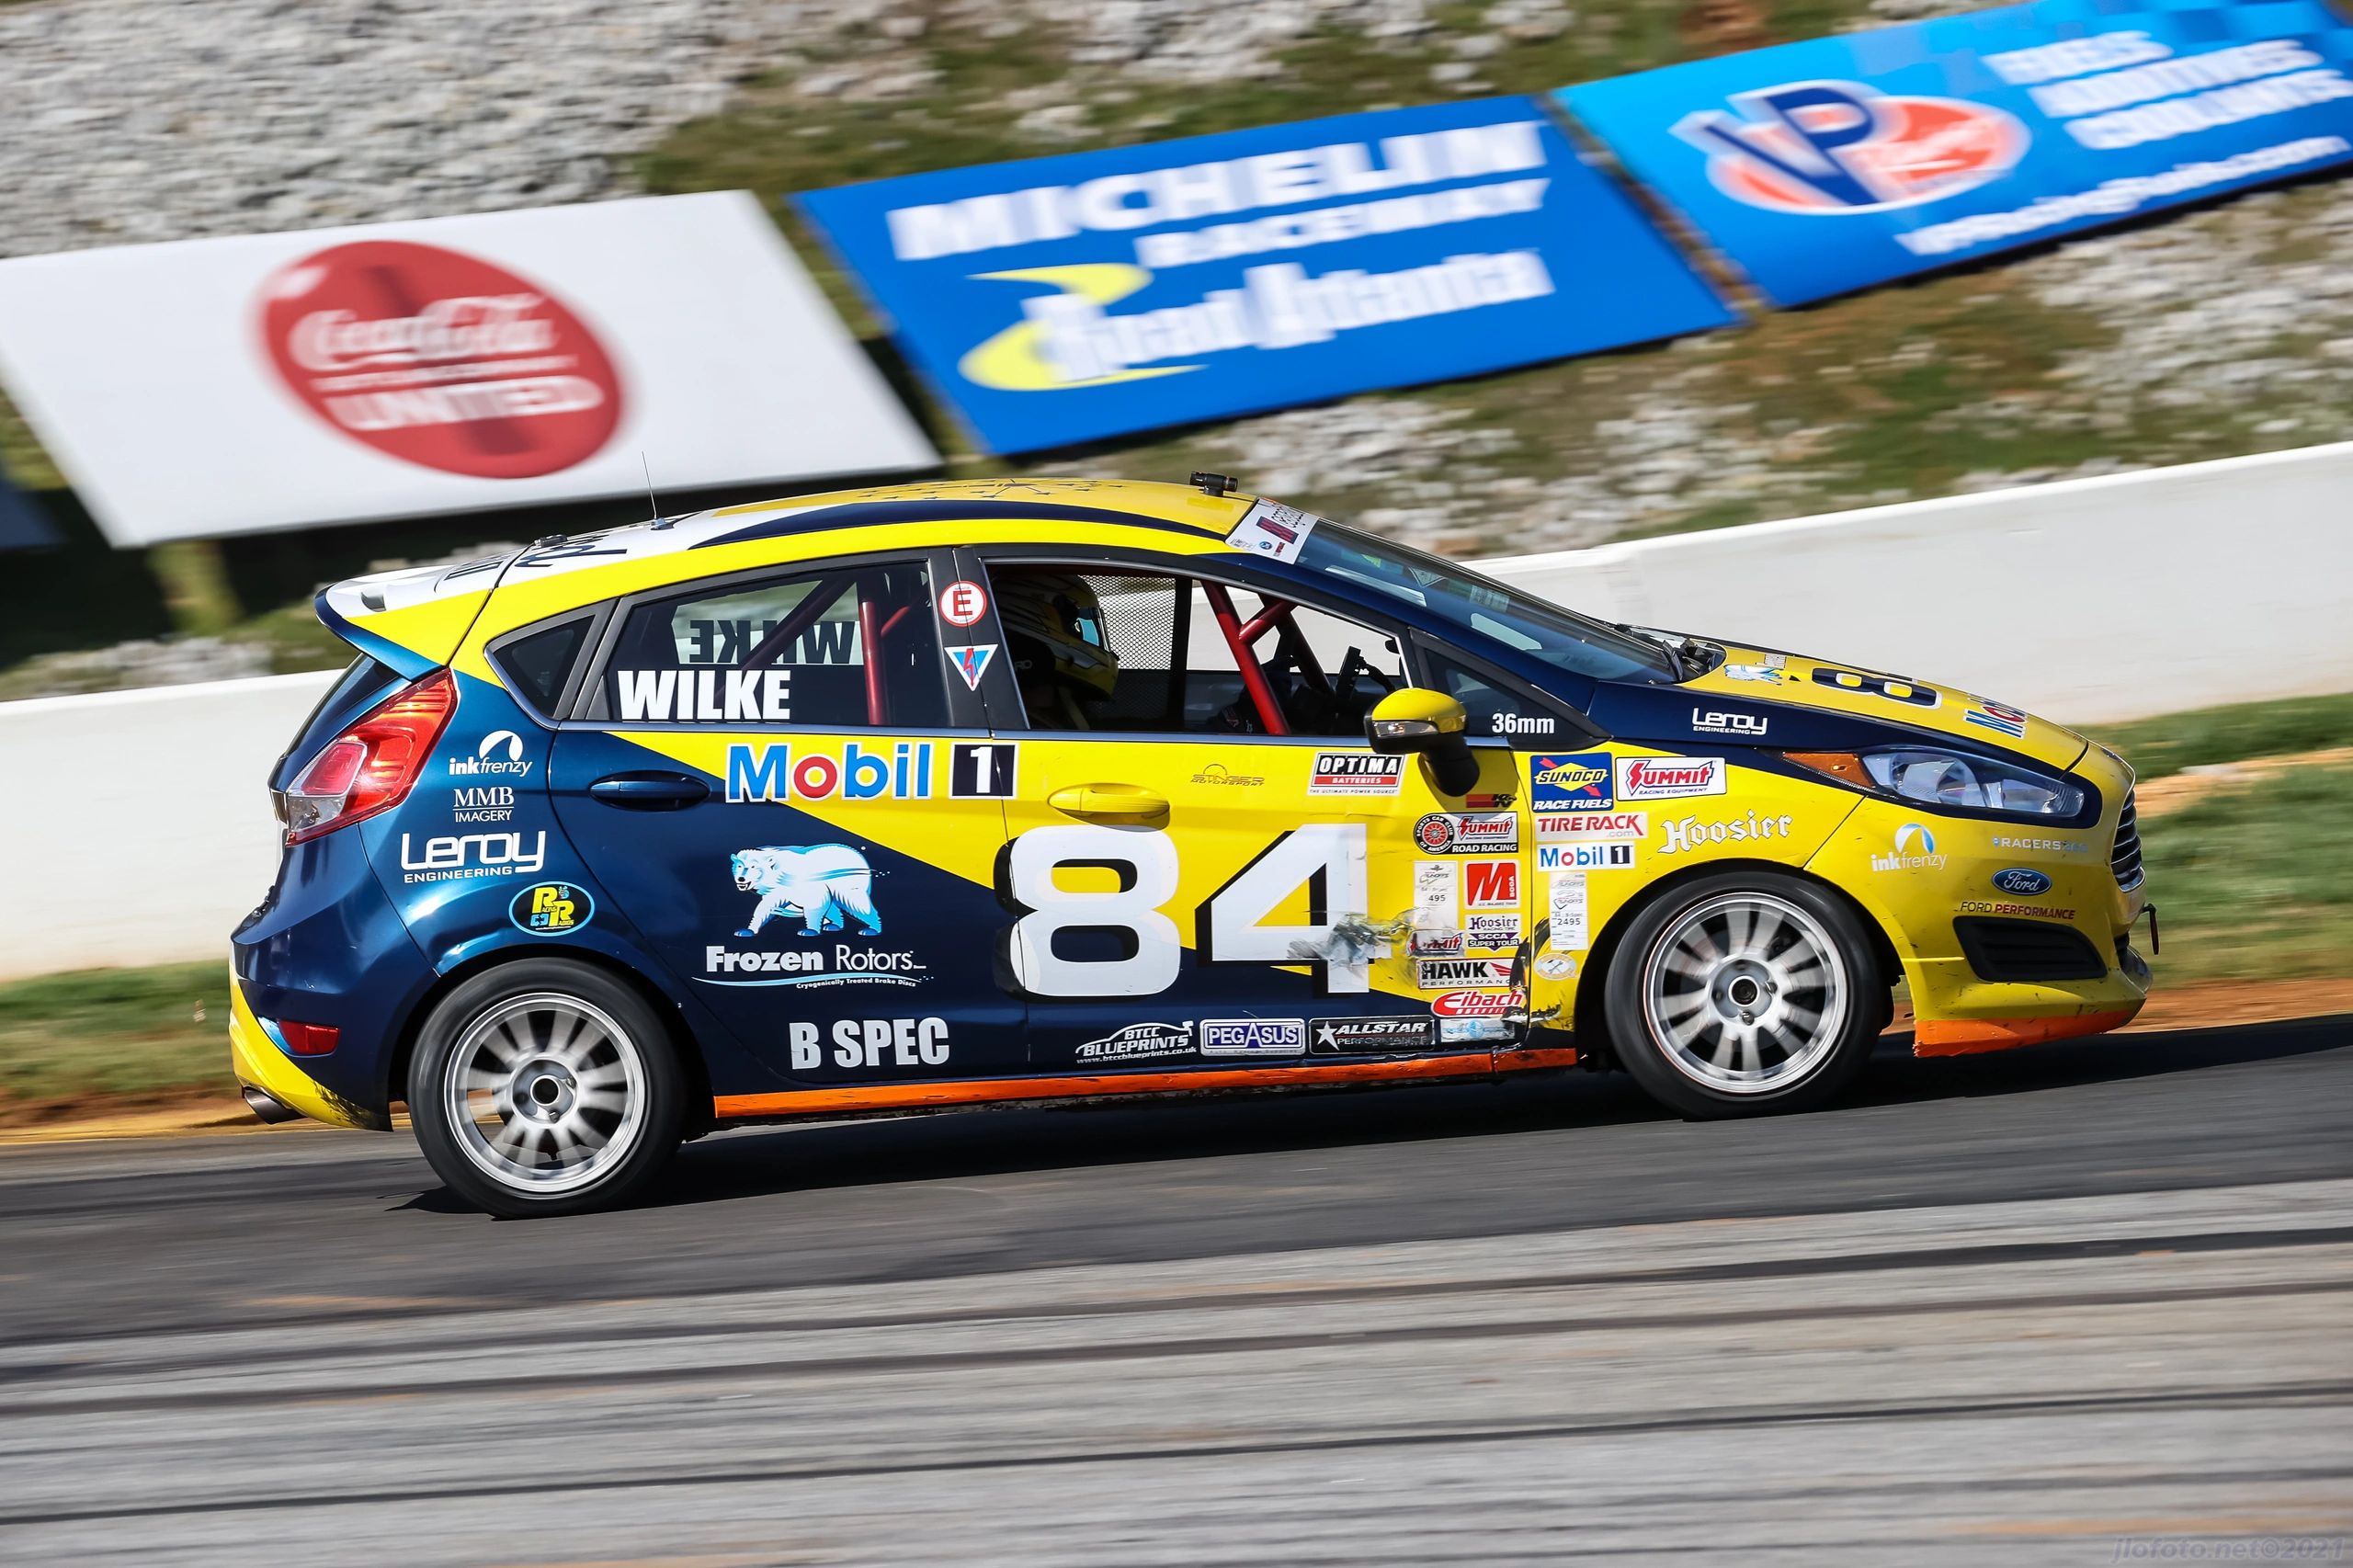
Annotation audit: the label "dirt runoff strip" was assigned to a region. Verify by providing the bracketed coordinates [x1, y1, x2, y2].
[6, 977, 2351, 1146]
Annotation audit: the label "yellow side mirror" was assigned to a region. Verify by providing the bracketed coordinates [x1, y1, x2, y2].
[1365, 687, 1479, 797]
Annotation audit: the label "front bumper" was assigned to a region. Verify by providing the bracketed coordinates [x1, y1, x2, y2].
[1816, 745, 2150, 1057]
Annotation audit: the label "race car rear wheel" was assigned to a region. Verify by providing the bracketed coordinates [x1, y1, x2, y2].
[1604, 872, 1881, 1119]
[408, 960, 686, 1218]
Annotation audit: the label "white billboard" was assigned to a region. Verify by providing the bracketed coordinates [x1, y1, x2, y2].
[0, 192, 939, 545]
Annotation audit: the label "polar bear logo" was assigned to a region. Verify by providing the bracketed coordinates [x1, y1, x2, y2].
[731, 845, 881, 938]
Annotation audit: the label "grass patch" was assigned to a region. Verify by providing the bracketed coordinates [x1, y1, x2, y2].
[2138, 762, 2353, 982]
[0, 962, 232, 1121]
[2091, 691, 2353, 781]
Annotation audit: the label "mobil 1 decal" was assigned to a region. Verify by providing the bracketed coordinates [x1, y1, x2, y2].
[724, 739, 1017, 801]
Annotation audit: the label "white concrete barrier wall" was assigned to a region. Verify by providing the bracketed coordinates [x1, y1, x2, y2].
[0, 670, 338, 980]
[2, 439, 2348, 978]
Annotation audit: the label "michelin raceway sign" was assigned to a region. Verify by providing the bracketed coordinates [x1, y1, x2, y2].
[798, 97, 1735, 453]
[0, 192, 938, 546]
[1562, 0, 2353, 305]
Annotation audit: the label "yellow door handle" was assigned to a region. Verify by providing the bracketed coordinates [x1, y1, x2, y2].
[1049, 783, 1170, 824]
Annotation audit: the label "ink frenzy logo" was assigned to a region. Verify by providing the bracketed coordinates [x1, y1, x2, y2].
[1674, 82, 2029, 214]
[258, 240, 622, 478]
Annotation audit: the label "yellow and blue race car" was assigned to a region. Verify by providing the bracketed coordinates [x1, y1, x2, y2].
[233, 475, 2151, 1215]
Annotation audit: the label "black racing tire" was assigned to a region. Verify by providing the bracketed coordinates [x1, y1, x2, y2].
[1602, 870, 1884, 1119]
[407, 959, 687, 1218]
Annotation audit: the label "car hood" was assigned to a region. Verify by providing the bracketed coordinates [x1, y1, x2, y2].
[1587, 637, 2091, 773]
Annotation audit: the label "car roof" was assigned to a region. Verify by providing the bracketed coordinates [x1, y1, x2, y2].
[323, 478, 1263, 673]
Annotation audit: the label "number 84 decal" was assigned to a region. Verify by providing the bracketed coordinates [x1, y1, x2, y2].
[995, 823, 1376, 998]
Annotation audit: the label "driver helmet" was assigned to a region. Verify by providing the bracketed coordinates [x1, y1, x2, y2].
[997, 571, 1119, 704]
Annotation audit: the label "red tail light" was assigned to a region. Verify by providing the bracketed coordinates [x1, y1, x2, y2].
[280, 669, 456, 845]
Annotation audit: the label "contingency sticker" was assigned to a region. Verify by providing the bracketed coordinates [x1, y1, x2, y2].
[1224, 498, 1324, 563]
[1415, 859, 1458, 917]
[1547, 870, 1588, 951]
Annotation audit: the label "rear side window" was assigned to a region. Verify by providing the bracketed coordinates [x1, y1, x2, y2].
[491, 619, 591, 718]
[594, 561, 949, 729]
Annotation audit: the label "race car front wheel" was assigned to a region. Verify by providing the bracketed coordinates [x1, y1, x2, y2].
[1604, 872, 1883, 1119]
[408, 960, 687, 1218]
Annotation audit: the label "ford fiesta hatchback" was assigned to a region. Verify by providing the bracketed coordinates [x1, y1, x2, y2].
[233, 477, 2151, 1215]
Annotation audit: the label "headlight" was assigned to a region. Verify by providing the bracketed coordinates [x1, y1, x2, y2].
[1783, 745, 2085, 817]
[1859, 747, 2083, 817]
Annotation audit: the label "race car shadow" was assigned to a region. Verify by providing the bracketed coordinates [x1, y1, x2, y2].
[636, 1012, 2351, 1214]
[1854, 1010, 2353, 1108]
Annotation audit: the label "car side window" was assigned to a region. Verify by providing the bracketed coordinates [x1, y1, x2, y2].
[595, 561, 948, 728]
[988, 563, 1402, 737]
[1423, 649, 1578, 746]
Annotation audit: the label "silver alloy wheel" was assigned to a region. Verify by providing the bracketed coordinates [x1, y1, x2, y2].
[1638, 892, 1850, 1096]
[442, 993, 648, 1196]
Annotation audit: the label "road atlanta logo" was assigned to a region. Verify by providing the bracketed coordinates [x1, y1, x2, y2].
[1674, 82, 2028, 213]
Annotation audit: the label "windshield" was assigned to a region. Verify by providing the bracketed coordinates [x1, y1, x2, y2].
[1296, 524, 1677, 684]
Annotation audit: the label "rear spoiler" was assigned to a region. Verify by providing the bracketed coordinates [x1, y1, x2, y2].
[314, 552, 516, 677]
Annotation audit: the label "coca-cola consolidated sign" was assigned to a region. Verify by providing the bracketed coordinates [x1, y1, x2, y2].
[0, 193, 936, 544]
[259, 241, 624, 480]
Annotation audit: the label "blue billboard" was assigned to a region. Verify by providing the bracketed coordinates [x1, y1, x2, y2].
[797, 97, 1734, 453]
[1563, 0, 2353, 306]
[0, 472, 56, 551]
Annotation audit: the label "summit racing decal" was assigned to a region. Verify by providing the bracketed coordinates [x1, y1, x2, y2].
[1309, 753, 1404, 796]
[1674, 83, 2029, 214]
[1617, 756, 1726, 801]
[1529, 751, 1613, 812]
[1414, 812, 1518, 854]
[258, 240, 622, 477]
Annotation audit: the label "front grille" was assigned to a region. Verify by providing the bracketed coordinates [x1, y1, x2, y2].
[1955, 916, 2108, 983]
[2110, 789, 2144, 891]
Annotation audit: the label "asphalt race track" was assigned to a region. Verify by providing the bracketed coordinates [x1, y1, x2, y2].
[3, 1019, 2349, 1565]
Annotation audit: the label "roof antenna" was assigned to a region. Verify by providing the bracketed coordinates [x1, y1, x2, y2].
[643, 452, 673, 530]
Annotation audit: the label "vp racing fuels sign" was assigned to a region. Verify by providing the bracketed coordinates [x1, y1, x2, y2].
[1560, 0, 2353, 304]
[797, 97, 1733, 452]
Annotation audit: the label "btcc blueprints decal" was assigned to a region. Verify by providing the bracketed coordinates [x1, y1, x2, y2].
[1075, 1022, 1198, 1063]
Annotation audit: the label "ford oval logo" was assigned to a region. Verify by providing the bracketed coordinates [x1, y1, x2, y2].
[1992, 868, 2052, 896]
